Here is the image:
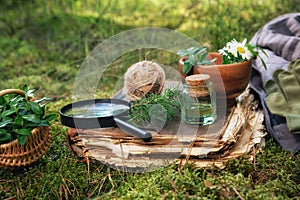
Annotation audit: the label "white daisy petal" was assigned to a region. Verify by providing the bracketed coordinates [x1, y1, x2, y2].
[241, 38, 247, 46]
[219, 38, 256, 63]
[218, 49, 227, 55]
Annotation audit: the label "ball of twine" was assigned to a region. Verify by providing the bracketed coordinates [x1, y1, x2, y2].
[124, 61, 165, 100]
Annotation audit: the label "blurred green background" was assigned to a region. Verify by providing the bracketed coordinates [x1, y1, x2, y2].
[1, 0, 299, 97]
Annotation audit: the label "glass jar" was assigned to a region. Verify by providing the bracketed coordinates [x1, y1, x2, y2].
[181, 77, 216, 125]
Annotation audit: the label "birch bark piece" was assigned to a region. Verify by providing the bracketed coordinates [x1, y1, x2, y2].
[66, 87, 266, 170]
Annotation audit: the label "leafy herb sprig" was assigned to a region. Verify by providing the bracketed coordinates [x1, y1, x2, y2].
[129, 88, 181, 125]
[178, 46, 216, 75]
[0, 85, 56, 145]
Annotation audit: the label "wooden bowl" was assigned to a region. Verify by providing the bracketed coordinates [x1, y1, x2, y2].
[193, 52, 252, 106]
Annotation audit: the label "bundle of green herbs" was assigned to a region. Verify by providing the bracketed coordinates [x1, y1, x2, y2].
[0, 85, 56, 145]
[129, 88, 181, 126]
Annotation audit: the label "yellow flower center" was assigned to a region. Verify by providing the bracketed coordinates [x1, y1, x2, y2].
[237, 46, 245, 54]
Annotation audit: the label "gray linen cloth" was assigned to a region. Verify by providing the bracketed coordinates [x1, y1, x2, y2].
[250, 13, 300, 153]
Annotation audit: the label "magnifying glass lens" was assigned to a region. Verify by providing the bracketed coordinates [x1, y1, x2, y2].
[65, 103, 129, 118]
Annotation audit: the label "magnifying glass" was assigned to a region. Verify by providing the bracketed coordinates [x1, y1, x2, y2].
[59, 99, 152, 142]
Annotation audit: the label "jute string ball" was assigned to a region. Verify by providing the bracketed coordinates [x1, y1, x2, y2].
[124, 61, 165, 100]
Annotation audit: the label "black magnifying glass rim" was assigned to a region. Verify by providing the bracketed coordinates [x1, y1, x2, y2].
[59, 98, 131, 129]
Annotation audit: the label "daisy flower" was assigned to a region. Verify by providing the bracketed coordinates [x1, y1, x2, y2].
[230, 38, 252, 60]
[218, 38, 267, 67]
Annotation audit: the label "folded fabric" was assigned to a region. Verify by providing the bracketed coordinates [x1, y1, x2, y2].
[265, 60, 300, 134]
[287, 15, 300, 37]
[250, 13, 300, 153]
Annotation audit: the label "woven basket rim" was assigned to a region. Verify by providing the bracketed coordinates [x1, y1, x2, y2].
[0, 126, 51, 168]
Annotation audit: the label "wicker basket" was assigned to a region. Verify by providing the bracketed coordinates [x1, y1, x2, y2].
[0, 89, 52, 168]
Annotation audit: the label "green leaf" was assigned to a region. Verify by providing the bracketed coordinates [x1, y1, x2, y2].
[39, 120, 51, 126]
[26, 89, 35, 96]
[0, 119, 13, 128]
[0, 135, 11, 142]
[25, 123, 40, 127]
[258, 55, 268, 70]
[34, 97, 52, 104]
[18, 135, 27, 145]
[28, 102, 43, 115]
[24, 84, 35, 99]
[15, 128, 32, 136]
[189, 54, 196, 64]
[0, 131, 12, 143]
[0, 96, 6, 105]
[182, 62, 193, 75]
[17, 106, 29, 115]
[22, 84, 29, 92]
[43, 113, 57, 122]
[178, 46, 213, 67]
[14, 115, 23, 126]
[0, 129, 6, 134]
[23, 114, 41, 124]
[222, 55, 229, 64]
[177, 50, 189, 57]
[10, 96, 24, 105]
[187, 47, 196, 52]
[1, 109, 15, 117]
